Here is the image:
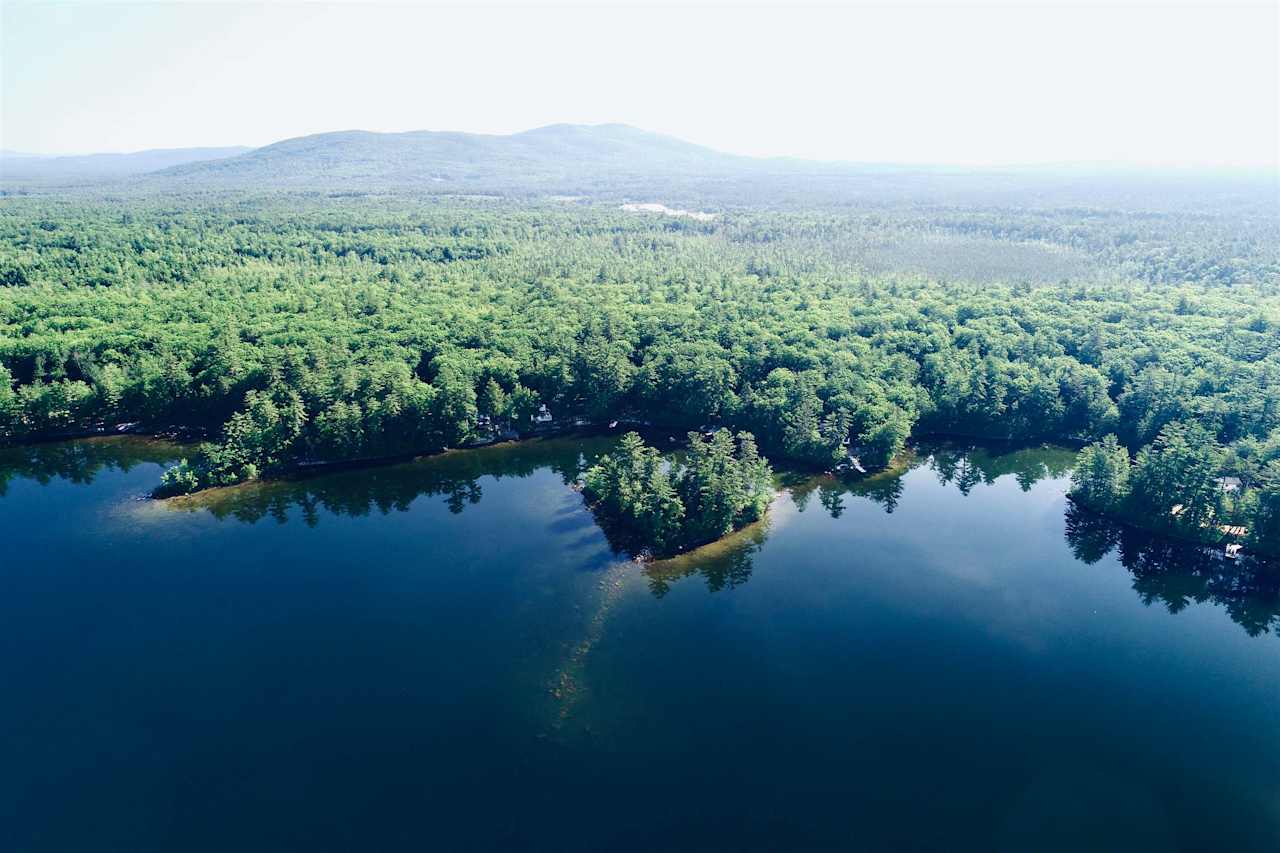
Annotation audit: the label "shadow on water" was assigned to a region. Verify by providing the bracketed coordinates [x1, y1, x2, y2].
[787, 441, 1076, 516]
[923, 440, 1077, 494]
[1065, 503, 1280, 638]
[639, 441, 1079, 596]
[643, 515, 771, 598]
[9, 435, 1277, 636]
[165, 437, 617, 525]
[0, 435, 182, 495]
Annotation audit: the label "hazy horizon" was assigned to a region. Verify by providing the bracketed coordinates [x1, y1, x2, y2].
[4, 123, 1279, 177]
[3, 0, 1277, 170]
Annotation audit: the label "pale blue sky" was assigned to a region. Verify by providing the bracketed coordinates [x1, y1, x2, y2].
[3, 0, 1277, 167]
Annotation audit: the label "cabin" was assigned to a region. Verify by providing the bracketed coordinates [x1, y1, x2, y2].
[1216, 477, 1242, 493]
[532, 404, 553, 425]
[1225, 543, 1243, 559]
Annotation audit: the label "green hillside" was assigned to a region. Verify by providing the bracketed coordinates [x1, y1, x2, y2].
[156, 123, 744, 189]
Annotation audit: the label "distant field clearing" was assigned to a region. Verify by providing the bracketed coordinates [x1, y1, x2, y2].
[620, 202, 716, 221]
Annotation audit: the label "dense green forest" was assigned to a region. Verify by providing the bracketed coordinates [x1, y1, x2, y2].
[582, 430, 773, 556]
[1071, 425, 1280, 555]
[0, 185, 1277, 552]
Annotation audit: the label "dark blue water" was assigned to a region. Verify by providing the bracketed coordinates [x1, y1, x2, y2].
[2, 437, 1277, 851]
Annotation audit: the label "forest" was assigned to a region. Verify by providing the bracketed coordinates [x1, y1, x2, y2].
[0, 187, 1277, 553]
[582, 430, 773, 557]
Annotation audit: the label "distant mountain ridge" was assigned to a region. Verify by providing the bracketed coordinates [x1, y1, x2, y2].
[156, 123, 749, 188]
[1, 146, 252, 181]
[5, 125, 1272, 213]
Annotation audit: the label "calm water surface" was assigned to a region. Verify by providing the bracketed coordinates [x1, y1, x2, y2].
[2, 437, 1278, 851]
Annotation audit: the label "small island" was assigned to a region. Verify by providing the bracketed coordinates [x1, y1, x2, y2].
[581, 430, 774, 558]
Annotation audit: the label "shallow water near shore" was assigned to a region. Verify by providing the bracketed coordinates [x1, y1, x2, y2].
[2, 435, 1278, 851]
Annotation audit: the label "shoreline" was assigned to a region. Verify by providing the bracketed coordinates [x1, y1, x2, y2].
[0, 423, 210, 446]
[155, 430, 592, 502]
[5, 425, 1023, 504]
[141, 421, 900, 501]
[1066, 496, 1275, 561]
[9, 427, 1272, 564]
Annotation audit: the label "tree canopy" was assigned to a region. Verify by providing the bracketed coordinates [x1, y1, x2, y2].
[582, 430, 773, 556]
[0, 191, 1276, 553]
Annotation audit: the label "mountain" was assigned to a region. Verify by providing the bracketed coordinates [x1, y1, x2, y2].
[155, 123, 747, 190]
[1, 146, 252, 182]
[6, 125, 1271, 213]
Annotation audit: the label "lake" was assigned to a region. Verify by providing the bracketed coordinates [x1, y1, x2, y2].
[2, 436, 1278, 851]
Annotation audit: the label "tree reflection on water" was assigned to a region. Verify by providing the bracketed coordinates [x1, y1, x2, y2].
[5, 435, 1276, 635]
[0, 435, 181, 495]
[643, 518, 768, 598]
[167, 437, 611, 525]
[1065, 503, 1280, 637]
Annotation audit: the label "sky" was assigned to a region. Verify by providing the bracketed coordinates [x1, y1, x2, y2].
[2, 0, 1277, 168]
